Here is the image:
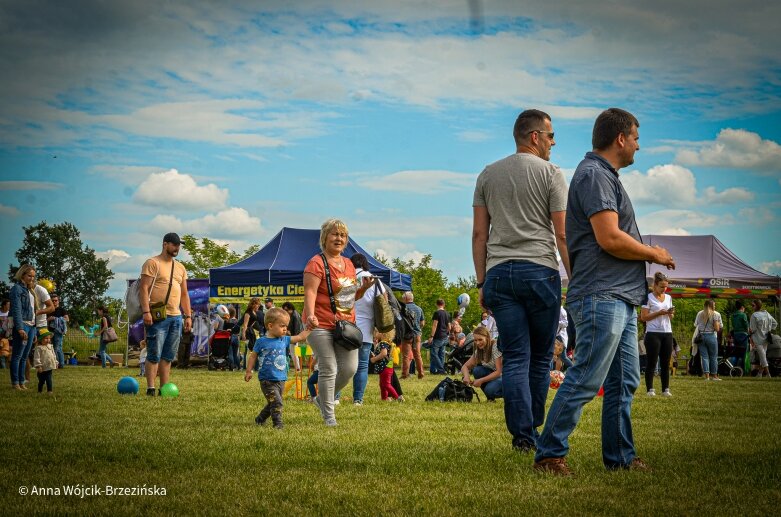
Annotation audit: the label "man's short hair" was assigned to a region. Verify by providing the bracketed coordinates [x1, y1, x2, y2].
[735, 301, 744, 310]
[281, 301, 295, 311]
[403, 291, 414, 302]
[264, 307, 289, 326]
[592, 108, 639, 150]
[513, 109, 551, 145]
[50, 293, 59, 300]
[436, 298, 445, 307]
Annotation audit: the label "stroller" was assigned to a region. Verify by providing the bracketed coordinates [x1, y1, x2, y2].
[445, 333, 474, 375]
[208, 330, 233, 371]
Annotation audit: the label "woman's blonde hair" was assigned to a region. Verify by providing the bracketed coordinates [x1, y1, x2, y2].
[319, 219, 349, 252]
[376, 327, 395, 343]
[472, 326, 493, 364]
[14, 264, 35, 283]
[701, 299, 715, 324]
[249, 297, 261, 309]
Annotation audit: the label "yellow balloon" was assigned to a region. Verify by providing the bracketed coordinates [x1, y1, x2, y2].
[38, 278, 55, 292]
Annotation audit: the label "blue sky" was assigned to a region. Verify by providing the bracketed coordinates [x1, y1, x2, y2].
[1, 0, 780, 299]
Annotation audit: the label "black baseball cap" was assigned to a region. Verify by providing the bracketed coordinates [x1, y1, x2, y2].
[264, 297, 273, 303]
[163, 232, 183, 245]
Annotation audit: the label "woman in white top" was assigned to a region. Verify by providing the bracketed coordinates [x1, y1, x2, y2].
[349, 252, 387, 405]
[640, 272, 675, 396]
[749, 299, 778, 377]
[694, 299, 723, 381]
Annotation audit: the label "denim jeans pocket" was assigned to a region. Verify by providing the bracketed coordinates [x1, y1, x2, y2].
[524, 274, 560, 309]
[566, 298, 584, 325]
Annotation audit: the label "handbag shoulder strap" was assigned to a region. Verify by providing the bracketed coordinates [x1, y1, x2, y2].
[163, 259, 175, 305]
[320, 253, 338, 318]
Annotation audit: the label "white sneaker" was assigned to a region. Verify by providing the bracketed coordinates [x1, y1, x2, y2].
[353, 400, 363, 406]
[646, 389, 656, 397]
[333, 399, 341, 405]
[662, 389, 672, 397]
[711, 377, 722, 381]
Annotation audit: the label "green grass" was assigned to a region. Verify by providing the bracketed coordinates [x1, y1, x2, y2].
[2, 368, 780, 515]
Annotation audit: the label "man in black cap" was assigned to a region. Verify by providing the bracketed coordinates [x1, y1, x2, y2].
[138, 233, 192, 396]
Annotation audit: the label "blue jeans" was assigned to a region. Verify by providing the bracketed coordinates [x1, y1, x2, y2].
[229, 335, 241, 369]
[145, 316, 182, 363]
[52, 333, 65, 367]
[10, 324, 36, 385]
[535, 295, 641, 469]
[352, 342, 372, 403]
[482, 260, 561, 447]
[98, 338, 114, 367]
[430, 338, 448, 374]
[473, 365, 503, 400]
[699, 332, 718, 375]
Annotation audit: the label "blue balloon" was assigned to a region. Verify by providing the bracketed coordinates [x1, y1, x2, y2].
[117, 376, 139, 395]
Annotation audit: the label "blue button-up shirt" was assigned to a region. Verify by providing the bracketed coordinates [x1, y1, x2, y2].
[565, 152, 647, 306]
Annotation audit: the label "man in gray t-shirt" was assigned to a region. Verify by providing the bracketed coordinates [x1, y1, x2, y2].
[472, 109, 570, 453]
[534, 108, 675, 476]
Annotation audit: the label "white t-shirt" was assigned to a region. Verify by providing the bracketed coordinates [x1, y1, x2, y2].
[353, 268, 385, 345]
[33, 285, 51, 328]
[642, 293, 673, 333]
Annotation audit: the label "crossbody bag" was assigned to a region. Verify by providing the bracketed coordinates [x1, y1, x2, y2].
[150, 260, 176, 323]
[321, 253, 363, 351]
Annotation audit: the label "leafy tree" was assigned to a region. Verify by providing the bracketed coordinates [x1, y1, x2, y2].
[378, 254, 482, 340]
[0, 279, 9, 301]
[9, 221, 113, 323]
[178, 235, 260, 279]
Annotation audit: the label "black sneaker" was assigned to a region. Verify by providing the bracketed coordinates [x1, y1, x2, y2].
[255, 415, 266, 426]
[512, 439, 536, 454]
[146, 388, 156, 396]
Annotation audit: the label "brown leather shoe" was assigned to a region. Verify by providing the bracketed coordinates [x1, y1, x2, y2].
[533, 457, 574, 477]
[627, 457, 651, 471]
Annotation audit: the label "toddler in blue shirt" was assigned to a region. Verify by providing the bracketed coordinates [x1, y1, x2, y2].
[244, 307, 310, 429]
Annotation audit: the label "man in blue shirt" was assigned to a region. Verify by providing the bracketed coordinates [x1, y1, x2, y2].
[534, 108, 675, 476]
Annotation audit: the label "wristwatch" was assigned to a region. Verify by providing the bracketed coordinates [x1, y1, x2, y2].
[183, 315, 191, 320]
[476, 281, 485, 289]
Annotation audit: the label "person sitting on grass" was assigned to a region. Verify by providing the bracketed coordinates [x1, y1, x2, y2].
[460, 326, 503, 401]
[550, 339, 573, 372]
[33, 328, 57, 394]
[245, 307, 310, 429]
[370, 328, 402, 402]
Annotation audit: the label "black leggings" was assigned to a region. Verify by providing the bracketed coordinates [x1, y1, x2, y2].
[37, 370, 53, 392]
[644, 332, 673, 391]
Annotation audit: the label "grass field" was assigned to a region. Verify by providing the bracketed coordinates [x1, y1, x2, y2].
[1, 367, 780, 516]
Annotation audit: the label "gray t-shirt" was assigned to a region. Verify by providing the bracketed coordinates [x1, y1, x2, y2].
[565, 152, 647, 306]
[473, 153, 568, 272]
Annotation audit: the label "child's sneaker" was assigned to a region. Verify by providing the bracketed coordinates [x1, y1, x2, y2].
[333, 399, 340, 406]
[273, 423, 284, 430]
[662, 389, 672, 397]
[646, 389, 656, 397]
[397, 395, 405, 403]
[255, 415, 266, 426]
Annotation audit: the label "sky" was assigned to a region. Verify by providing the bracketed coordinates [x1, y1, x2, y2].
[1, 0, 780, 299]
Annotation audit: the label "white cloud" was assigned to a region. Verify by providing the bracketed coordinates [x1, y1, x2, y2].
[738, 207, 775, 226]
[637, 209, 731, 235]
[95, 249, 131, 267]
[457, 131, 492, 143]
[365, 239, 426, 264]
[345, 170, 476, 193]
[758, 261, 781, 275]
[622, 164, 753, 208]
[702, 186, 755, 204]
[0, 203, 20, 216]
[90, 164, 167, 186]
[133, 169, 228, 210]
[622, 165, 698, 207]
[350, 215, 472, 239]
[0, 181, 63, 190]
[150, 207, 262, 238]
[675, 129, 781, 174]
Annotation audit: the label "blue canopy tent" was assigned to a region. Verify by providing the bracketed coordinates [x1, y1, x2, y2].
[209, 227, 412, 303]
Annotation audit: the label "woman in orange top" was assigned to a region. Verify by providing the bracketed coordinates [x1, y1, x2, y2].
[303, 219, 375, 426]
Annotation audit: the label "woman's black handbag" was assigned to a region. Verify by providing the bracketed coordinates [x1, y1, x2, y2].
[321, 253, 363, 351]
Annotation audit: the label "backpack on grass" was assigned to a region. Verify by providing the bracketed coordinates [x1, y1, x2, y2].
[425, 377, 480, 402]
